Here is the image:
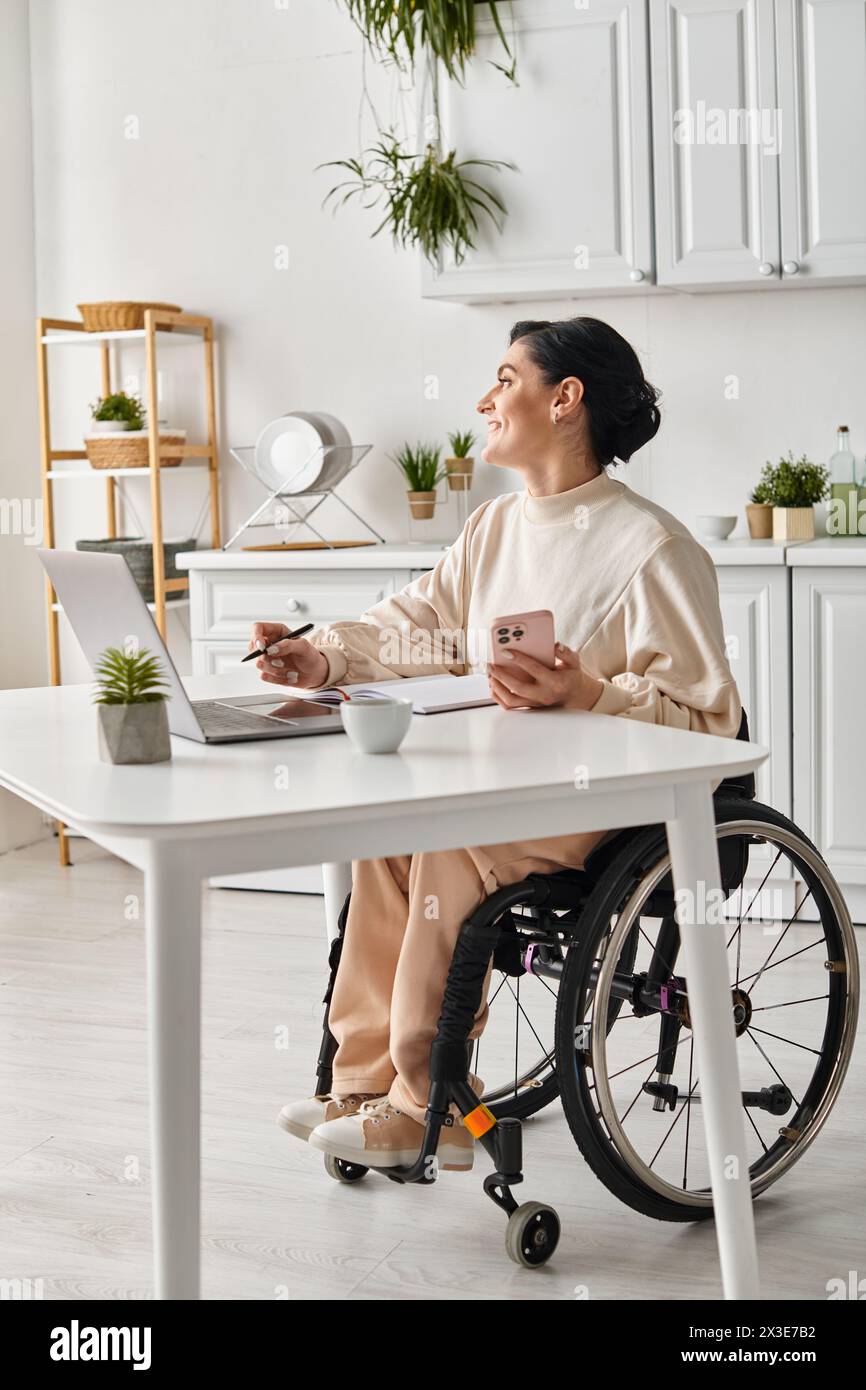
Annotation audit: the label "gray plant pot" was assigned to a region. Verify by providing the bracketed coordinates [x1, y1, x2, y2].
[98, 701, 171, 764]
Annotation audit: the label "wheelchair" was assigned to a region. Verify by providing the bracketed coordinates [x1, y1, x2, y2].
[312, 713, 859, 1268]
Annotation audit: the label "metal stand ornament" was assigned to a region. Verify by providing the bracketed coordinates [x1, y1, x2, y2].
[223, 442, 384, 550]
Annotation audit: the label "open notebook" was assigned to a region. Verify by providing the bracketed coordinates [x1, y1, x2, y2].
[294, 672, 495, 715]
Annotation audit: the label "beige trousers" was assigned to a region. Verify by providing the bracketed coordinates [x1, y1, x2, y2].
[329, 830, 609, 1123]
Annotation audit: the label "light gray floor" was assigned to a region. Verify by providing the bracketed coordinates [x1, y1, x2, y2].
[0, 837, 863, 1301]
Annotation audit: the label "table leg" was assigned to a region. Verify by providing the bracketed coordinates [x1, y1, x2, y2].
[144, 844, 202, 1299]
[666, 781, 760, 1301]
[322, 861, 352, 945]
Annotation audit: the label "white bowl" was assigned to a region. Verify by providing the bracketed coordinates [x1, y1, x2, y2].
[696, 514, 737, 540]
[340, 698, 413, 754]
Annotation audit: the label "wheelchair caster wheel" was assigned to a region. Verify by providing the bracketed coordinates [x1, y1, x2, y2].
[323, 1153, 368, 1184]
[505, 1201, 560, 1267]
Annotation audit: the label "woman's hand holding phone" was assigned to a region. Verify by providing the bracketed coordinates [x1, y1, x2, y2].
[248, 622, 329, 689]
[488, 642, 604, 712]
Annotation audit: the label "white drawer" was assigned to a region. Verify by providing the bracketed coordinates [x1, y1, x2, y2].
[191, 569, 403, 640]
[191, 640, 262, 678]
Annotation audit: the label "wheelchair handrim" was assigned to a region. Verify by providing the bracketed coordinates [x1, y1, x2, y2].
[589, 818, 859, 1210]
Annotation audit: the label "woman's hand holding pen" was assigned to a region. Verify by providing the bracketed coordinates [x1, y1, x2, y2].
[248, 622, 330, 688]
[487, 642, 604, 712]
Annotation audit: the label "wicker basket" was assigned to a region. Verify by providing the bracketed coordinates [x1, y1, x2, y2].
[84, 430, 186, 470]
[77, 301, 182, 332]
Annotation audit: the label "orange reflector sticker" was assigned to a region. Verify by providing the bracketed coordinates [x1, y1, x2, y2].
[463, 1104, 496, 1138]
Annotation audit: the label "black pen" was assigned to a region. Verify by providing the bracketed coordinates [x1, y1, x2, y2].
[240, 621, 315, 663]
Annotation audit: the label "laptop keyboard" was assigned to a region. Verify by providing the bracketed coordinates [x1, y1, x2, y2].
[192, 700, 292, 735]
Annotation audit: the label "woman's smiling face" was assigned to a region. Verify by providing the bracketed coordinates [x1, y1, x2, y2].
[476, 338, 559, 470]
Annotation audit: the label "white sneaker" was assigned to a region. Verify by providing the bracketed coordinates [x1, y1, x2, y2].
[309, 1096, 475, 1171]
[277, 1092, 384, 1142]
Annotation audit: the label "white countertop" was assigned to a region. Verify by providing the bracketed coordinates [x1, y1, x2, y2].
[785, 537, 866, 566]
[701, 538, 791, 566]
[177, 542, 449, 570]
[177, 535, 866, 573]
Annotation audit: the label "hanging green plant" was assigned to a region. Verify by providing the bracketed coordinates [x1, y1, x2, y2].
[340, 1, 513, 84]
[321, 134, 512, 266]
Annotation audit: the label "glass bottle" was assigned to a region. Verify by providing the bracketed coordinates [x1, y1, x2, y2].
[829, 426, 858, 536]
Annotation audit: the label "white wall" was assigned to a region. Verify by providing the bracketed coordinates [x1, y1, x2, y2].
[0, 0, 45, 852]
[21, 0, 866, 678]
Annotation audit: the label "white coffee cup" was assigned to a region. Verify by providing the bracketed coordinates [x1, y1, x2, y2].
[340, 697, 413, 754]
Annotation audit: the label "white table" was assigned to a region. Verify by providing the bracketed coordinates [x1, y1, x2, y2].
[0, 674, 767, 1300]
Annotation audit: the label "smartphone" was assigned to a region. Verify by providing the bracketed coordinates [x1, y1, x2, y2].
[489, 609, 556, 669]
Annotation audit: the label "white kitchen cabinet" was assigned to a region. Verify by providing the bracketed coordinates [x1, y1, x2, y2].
[421, 0, 654, 301]
[715, 565, 791, 816]
[650, 0, 781, 289]
[792, 556, 866, 920]
[712, 552, 794, 906]
[776, 0, 866, 284]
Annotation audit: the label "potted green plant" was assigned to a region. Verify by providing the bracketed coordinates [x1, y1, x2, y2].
[322, 4, 516, 265]
[760, 453, 829, 541]
[322, 136, 511, 267]
[93, 645, 171, 764]
[340, 1, 513, 84]
[445, 429, 476, 492]
[746, 476, 774, 539]
[89, 391, 145, 433]
[392, 442, 446, 520]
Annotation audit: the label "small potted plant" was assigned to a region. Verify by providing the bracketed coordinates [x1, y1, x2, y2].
[445, 430, 476, 492]
[392, 442, 446, 520]
[746, 475, 774, 539]
[89, 391, 145, 432]
[93, 645, 171, 764]
[762, 453, 829, 541]
[85, 392, 185, 470]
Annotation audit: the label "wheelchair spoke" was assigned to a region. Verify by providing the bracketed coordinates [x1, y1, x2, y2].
[742, 1100, 769, 1154]
[608, 1049, 663, 1082]
[747, 1024, 823, 1056]
[744, 889, 817, 992]
[736, 935, 825, 990]
[726, 851, 781, 953]
[751, 994, 830, 1012]
[649, 1069, 700, 1168]
[502, 976, 553, 1064]
[683, 1037, 695, 1190]
[620, 1061, 661, 1124]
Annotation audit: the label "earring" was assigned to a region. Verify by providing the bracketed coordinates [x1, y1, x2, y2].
[552, 411, 559, 424]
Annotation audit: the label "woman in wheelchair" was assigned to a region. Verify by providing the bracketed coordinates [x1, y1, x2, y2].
[250, 317, 857, 1260]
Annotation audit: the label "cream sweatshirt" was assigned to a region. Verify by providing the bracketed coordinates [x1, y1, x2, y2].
[309, 470, 741, 739]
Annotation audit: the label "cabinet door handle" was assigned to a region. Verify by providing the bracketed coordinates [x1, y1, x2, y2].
[758, 262, 775, 277]
[285, 598, 304, 613]
[629, 268, 646, 283]
[783, 260, 800, 275]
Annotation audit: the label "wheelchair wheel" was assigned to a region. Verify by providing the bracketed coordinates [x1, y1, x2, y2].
[555, 799, 859, 1222]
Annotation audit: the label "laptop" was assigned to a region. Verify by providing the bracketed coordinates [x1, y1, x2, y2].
[37, 549, 345, 743]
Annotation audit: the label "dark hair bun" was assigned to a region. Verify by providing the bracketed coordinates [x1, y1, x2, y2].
[509, 316, 661, 466]
[612, 378, 662, 463]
